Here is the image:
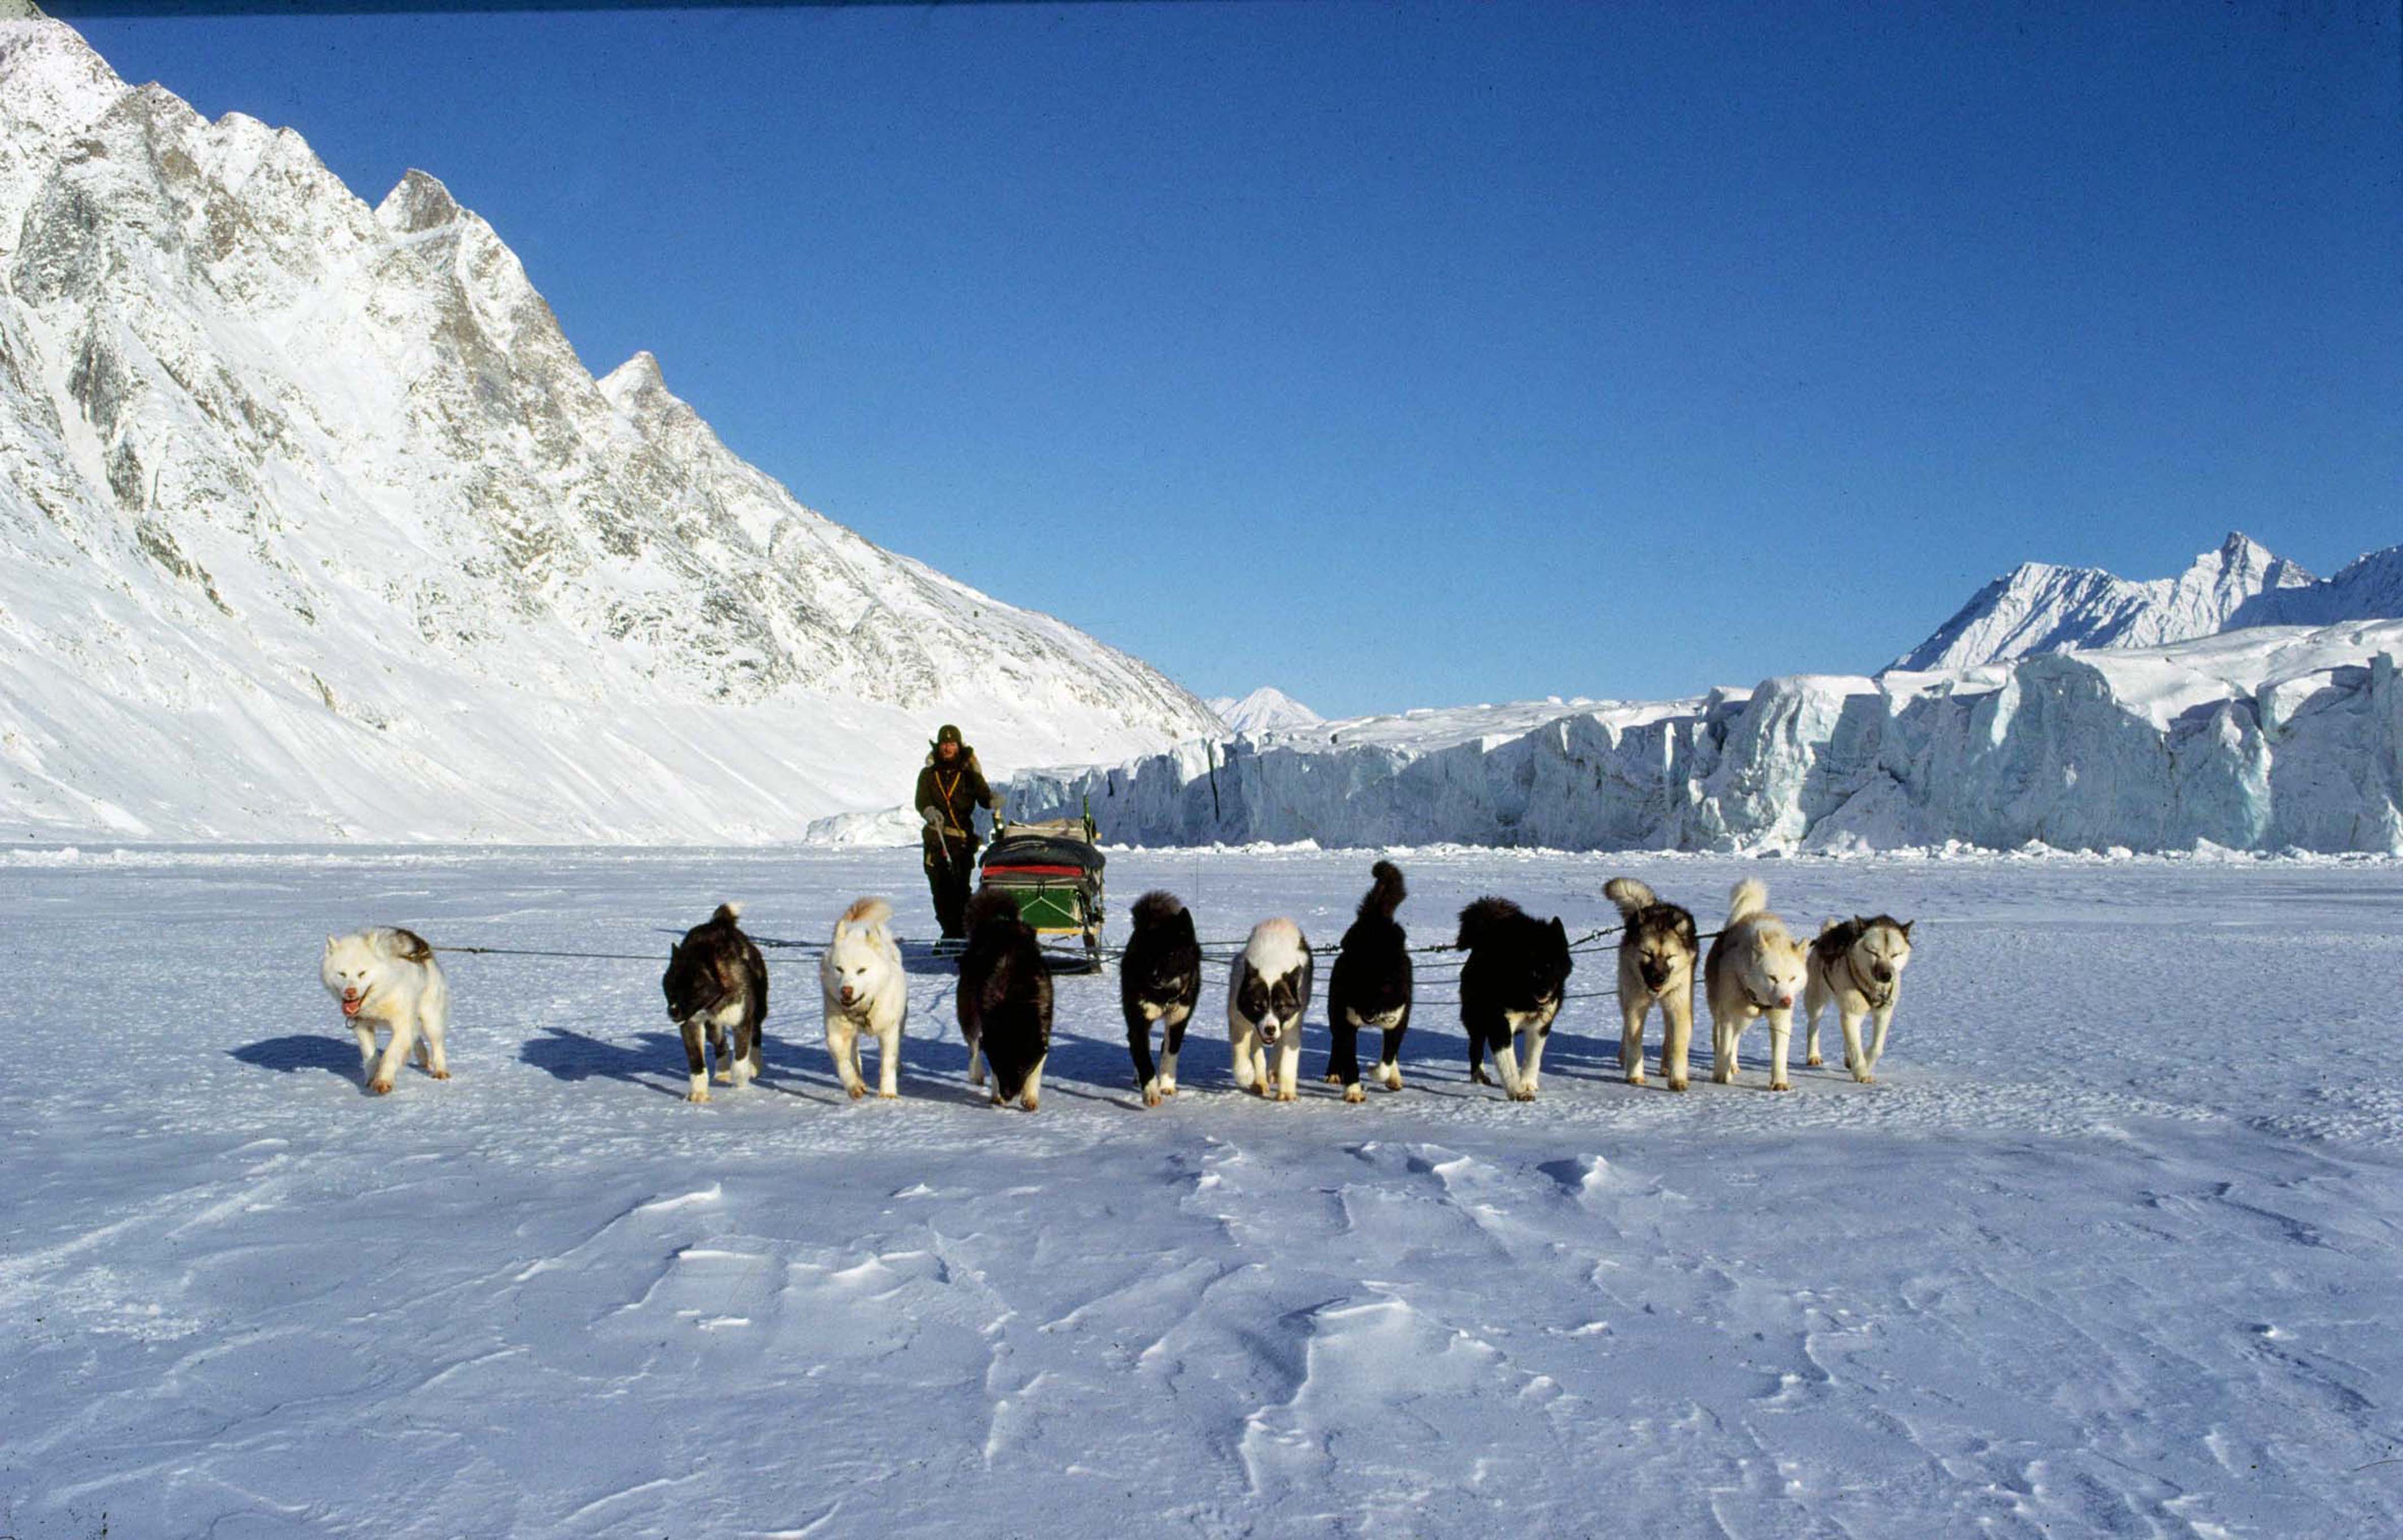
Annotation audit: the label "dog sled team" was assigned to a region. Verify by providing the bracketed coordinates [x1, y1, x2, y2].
[323, 864, 1915, 1110]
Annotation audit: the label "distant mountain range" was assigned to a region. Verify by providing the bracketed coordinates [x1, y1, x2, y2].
[1893, 532, 2403, 673]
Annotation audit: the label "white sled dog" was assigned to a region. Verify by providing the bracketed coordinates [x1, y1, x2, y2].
[1229, 918, 1313, 1101]
[820, 897, 908, 1099]
[1804, 914, 1915, 1084]
[1703, 879, 1810, 1091]
[1604, 878, 1699, 1092]
[321, 927, 450, 1095]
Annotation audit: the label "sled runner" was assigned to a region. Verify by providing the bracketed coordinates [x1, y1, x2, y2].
[977, 814, 1107, 971]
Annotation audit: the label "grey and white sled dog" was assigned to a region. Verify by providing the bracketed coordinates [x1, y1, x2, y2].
[821, 896, 908, 1100]
[1703, 879, 1810, 1091]
[958, 888, 1053, 1111]
[1804, 914, 1915, 1084]
[1604, 878, 1698, 1092]
[1229, 918, 1313, 1101]
[1458, 897, 1573, 1101]
[1121, 891, 1203, 1107]
[1324, 861, 1412, 1103]
[663, 902, 769, 1104]
[321, 927, 450, 1095]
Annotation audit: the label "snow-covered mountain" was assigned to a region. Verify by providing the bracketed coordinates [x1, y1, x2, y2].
[1006, 619, 2403, 854]
[1205, 686, 1322, 738]
[1893, 533, 2321, 672]
[0, 15, 1221, 841]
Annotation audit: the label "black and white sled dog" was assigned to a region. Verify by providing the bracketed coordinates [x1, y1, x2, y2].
[1804, 913, 1915, 1084]
[1703, 879, 1810, 1091]
[958, 888, 1053, 1111]
[1324, 861, 1412, 1104]
[1121, 891, 1202, 1107]
[820, 896, 908, 1099]
[1457, 897, 1572, 1101]
[321, 927, 450, 1095]
[1228, 918, 1313, 1101]
[663, 902, 769, 1104]
[1604, 877, 1698, 1092]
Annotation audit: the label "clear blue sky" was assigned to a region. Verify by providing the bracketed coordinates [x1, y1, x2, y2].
[67, 1, 2401, 716]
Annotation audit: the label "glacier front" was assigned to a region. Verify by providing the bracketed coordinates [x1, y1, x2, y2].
[1003, 622, 2403, 855]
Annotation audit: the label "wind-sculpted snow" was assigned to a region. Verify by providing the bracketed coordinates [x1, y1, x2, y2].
[4, 846, 2401, 1537]
[0, 16, 1219, 842]
[1895, 531, 2403, 673]
[1007, 621, 2403, 853]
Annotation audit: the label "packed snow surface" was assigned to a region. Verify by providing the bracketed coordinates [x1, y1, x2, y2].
[5, 844, 2401, 1538]
[1009, 620, 2403, 854]
[0, 16, 1219, 844]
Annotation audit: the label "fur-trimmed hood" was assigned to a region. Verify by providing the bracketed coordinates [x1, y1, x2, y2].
[925, 746, 984, 776]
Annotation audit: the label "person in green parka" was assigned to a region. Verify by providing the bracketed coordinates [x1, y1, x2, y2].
[916, 725, 1000, 938]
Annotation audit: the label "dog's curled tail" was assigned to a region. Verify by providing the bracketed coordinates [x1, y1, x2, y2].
[1603, 877, 1656, 918]
[839, 896, 892, 930]
[1726, 878, 1769, 926]
[1131, 891, 1188, 930]
[1455, 895, 1524, 951]
[713, 901, 745, 925]
[1360, 860, 1407, 922]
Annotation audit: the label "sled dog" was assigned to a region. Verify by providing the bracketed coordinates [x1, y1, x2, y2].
[1604, 877, 1698, 1091]
[1458, 897, 1573, 1101]
[1804, 914, 1915, 1084]
[1121, 891, 1203, 1107]
[1703, 879, 1809, 1090]
[663, 902, 769, 1104]
[1325, 861, 1412, 1103]
[321, 927, 450, 1095]
[1229, 918, 1313, 1101]
[958, 888, 1052, 1111]
[821, 896, 908, 1100]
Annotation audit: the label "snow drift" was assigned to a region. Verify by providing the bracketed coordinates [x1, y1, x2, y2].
[0, 15, 1220, 843]
[1004, 621, 2403, 854]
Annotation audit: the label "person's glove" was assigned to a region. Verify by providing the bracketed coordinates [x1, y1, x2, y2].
[921, 805, 945, 829]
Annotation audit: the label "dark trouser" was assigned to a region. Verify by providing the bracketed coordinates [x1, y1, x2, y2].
[925, 834, 978, 938]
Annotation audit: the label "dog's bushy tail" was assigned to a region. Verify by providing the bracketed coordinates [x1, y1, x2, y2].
[1455, 895, 1525, 951]
[1603, 878, 1656, 918]
[1131, 891, 1187, 931]
[839, 896, 892, 931]
[710, 901, 745, 926]
[1359, 860, 1407, 922]
[1726, 878, 1769, 926]
[965, 887, 1023, 934]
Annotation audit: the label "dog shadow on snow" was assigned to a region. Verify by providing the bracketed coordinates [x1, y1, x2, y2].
[230, 1034, 372, 1087]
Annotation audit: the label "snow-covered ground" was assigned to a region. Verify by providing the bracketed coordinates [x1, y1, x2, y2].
[5, 845, 2402, 1538]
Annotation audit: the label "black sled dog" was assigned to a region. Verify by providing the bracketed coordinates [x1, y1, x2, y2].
[1456, 896, 1572, 1102]
[1121, 891, 1203, 1107]
[663, 902, 769, 1104]
[958, 887, 1053, 1111]
[1324, 861, 1413, 1103]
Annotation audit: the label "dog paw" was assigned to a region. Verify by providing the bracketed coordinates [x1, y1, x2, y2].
[1806, 1055, 1824, 1068]
[1273, 1088, 1296, 1103]
[1160, 1082, 1177, 1097]
[845, 1083, 865, 1101]
[1021, 1094, 1039, 1113]
[1343, 1084, 1365, 1104]
[1712, 1069, 1734, 1085]
[1322, 1072, 1342, 1084]
[714, 1069, 733, 1084]
[1509, 1088, 1537, 1103]
[1667, 1077, 1689, 1093]
[877, 1090, 899, 1100]
[1626, 1071, 1646, 1087]
[1769, 1078, 1792, 1092]
[686, 1089, 711, 1104]
[1142, 1087, 1163, 1108]
[369, 1078, 394, 1096]
[1853, 1072, 1877, 1086]
[430, 1069, 452, 1081]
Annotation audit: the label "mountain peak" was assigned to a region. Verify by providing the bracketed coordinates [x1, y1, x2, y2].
[374, 168, 459, 233]
[1209, 686, 1324, 736]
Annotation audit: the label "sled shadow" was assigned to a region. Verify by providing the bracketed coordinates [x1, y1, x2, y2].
[230, 1034, 358, 1077]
